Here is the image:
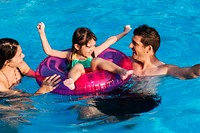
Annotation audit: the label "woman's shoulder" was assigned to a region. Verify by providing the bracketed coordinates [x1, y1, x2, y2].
[0, 74, 9, 92]
[18, 61, 31, 74]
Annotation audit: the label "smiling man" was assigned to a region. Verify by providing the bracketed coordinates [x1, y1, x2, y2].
[128, 24, 200, 79]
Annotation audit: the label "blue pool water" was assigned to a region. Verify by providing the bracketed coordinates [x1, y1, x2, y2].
[0, 0, 200, 132]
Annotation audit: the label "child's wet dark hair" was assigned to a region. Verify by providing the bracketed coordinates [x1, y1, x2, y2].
[69, 27, 97, 68]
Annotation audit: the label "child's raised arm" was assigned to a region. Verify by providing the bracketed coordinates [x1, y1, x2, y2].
[95, 25, 132, 56]
[37, 22, 70, 59]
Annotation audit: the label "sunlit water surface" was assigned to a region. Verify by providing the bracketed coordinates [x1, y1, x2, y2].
[0, 0, 200, 132]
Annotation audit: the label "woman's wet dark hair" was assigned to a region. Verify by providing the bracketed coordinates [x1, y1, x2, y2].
[0, 38, 19, 69]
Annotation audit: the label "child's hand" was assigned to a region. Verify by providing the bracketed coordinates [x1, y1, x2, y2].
[124, 25, 132, 33]
[37, 22, 45, 33]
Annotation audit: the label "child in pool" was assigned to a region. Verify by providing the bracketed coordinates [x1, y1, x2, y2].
[37, 22, 133, 90]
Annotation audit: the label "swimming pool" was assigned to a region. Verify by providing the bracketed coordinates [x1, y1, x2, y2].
[0, 0, 200, 132]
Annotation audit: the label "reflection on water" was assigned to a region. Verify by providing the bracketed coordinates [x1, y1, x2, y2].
[0, 90, 37, 132]
[129, 75, 163, 95]
[68, 93, 161, 130]
[76, 94, 161, 118]
[0, 76, 162, 132]
[68, 76, 162, 129]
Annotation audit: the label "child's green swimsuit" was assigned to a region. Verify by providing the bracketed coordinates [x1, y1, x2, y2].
[71, 56, 93, 68]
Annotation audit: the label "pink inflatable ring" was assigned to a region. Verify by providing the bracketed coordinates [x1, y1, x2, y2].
[36, 48, 133, 95]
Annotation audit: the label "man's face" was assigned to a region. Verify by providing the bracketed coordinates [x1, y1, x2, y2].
[129, 35, 148, 62]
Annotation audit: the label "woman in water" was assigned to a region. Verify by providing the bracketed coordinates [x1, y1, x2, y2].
[0, 38, 61, 96]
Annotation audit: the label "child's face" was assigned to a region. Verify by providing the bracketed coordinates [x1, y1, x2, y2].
[80, 39, 96, 58]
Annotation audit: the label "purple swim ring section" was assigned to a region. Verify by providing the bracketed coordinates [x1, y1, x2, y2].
[36, 48, 133, 95]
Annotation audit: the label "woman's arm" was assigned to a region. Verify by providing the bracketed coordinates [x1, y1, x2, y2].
[0, 74, 61, 96]
[95, 25, 132, 56]
[17, 61, 35, 77]
[34, 74, 61, 95]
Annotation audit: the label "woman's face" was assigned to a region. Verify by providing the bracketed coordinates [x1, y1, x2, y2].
[8, 45, 25, 68]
